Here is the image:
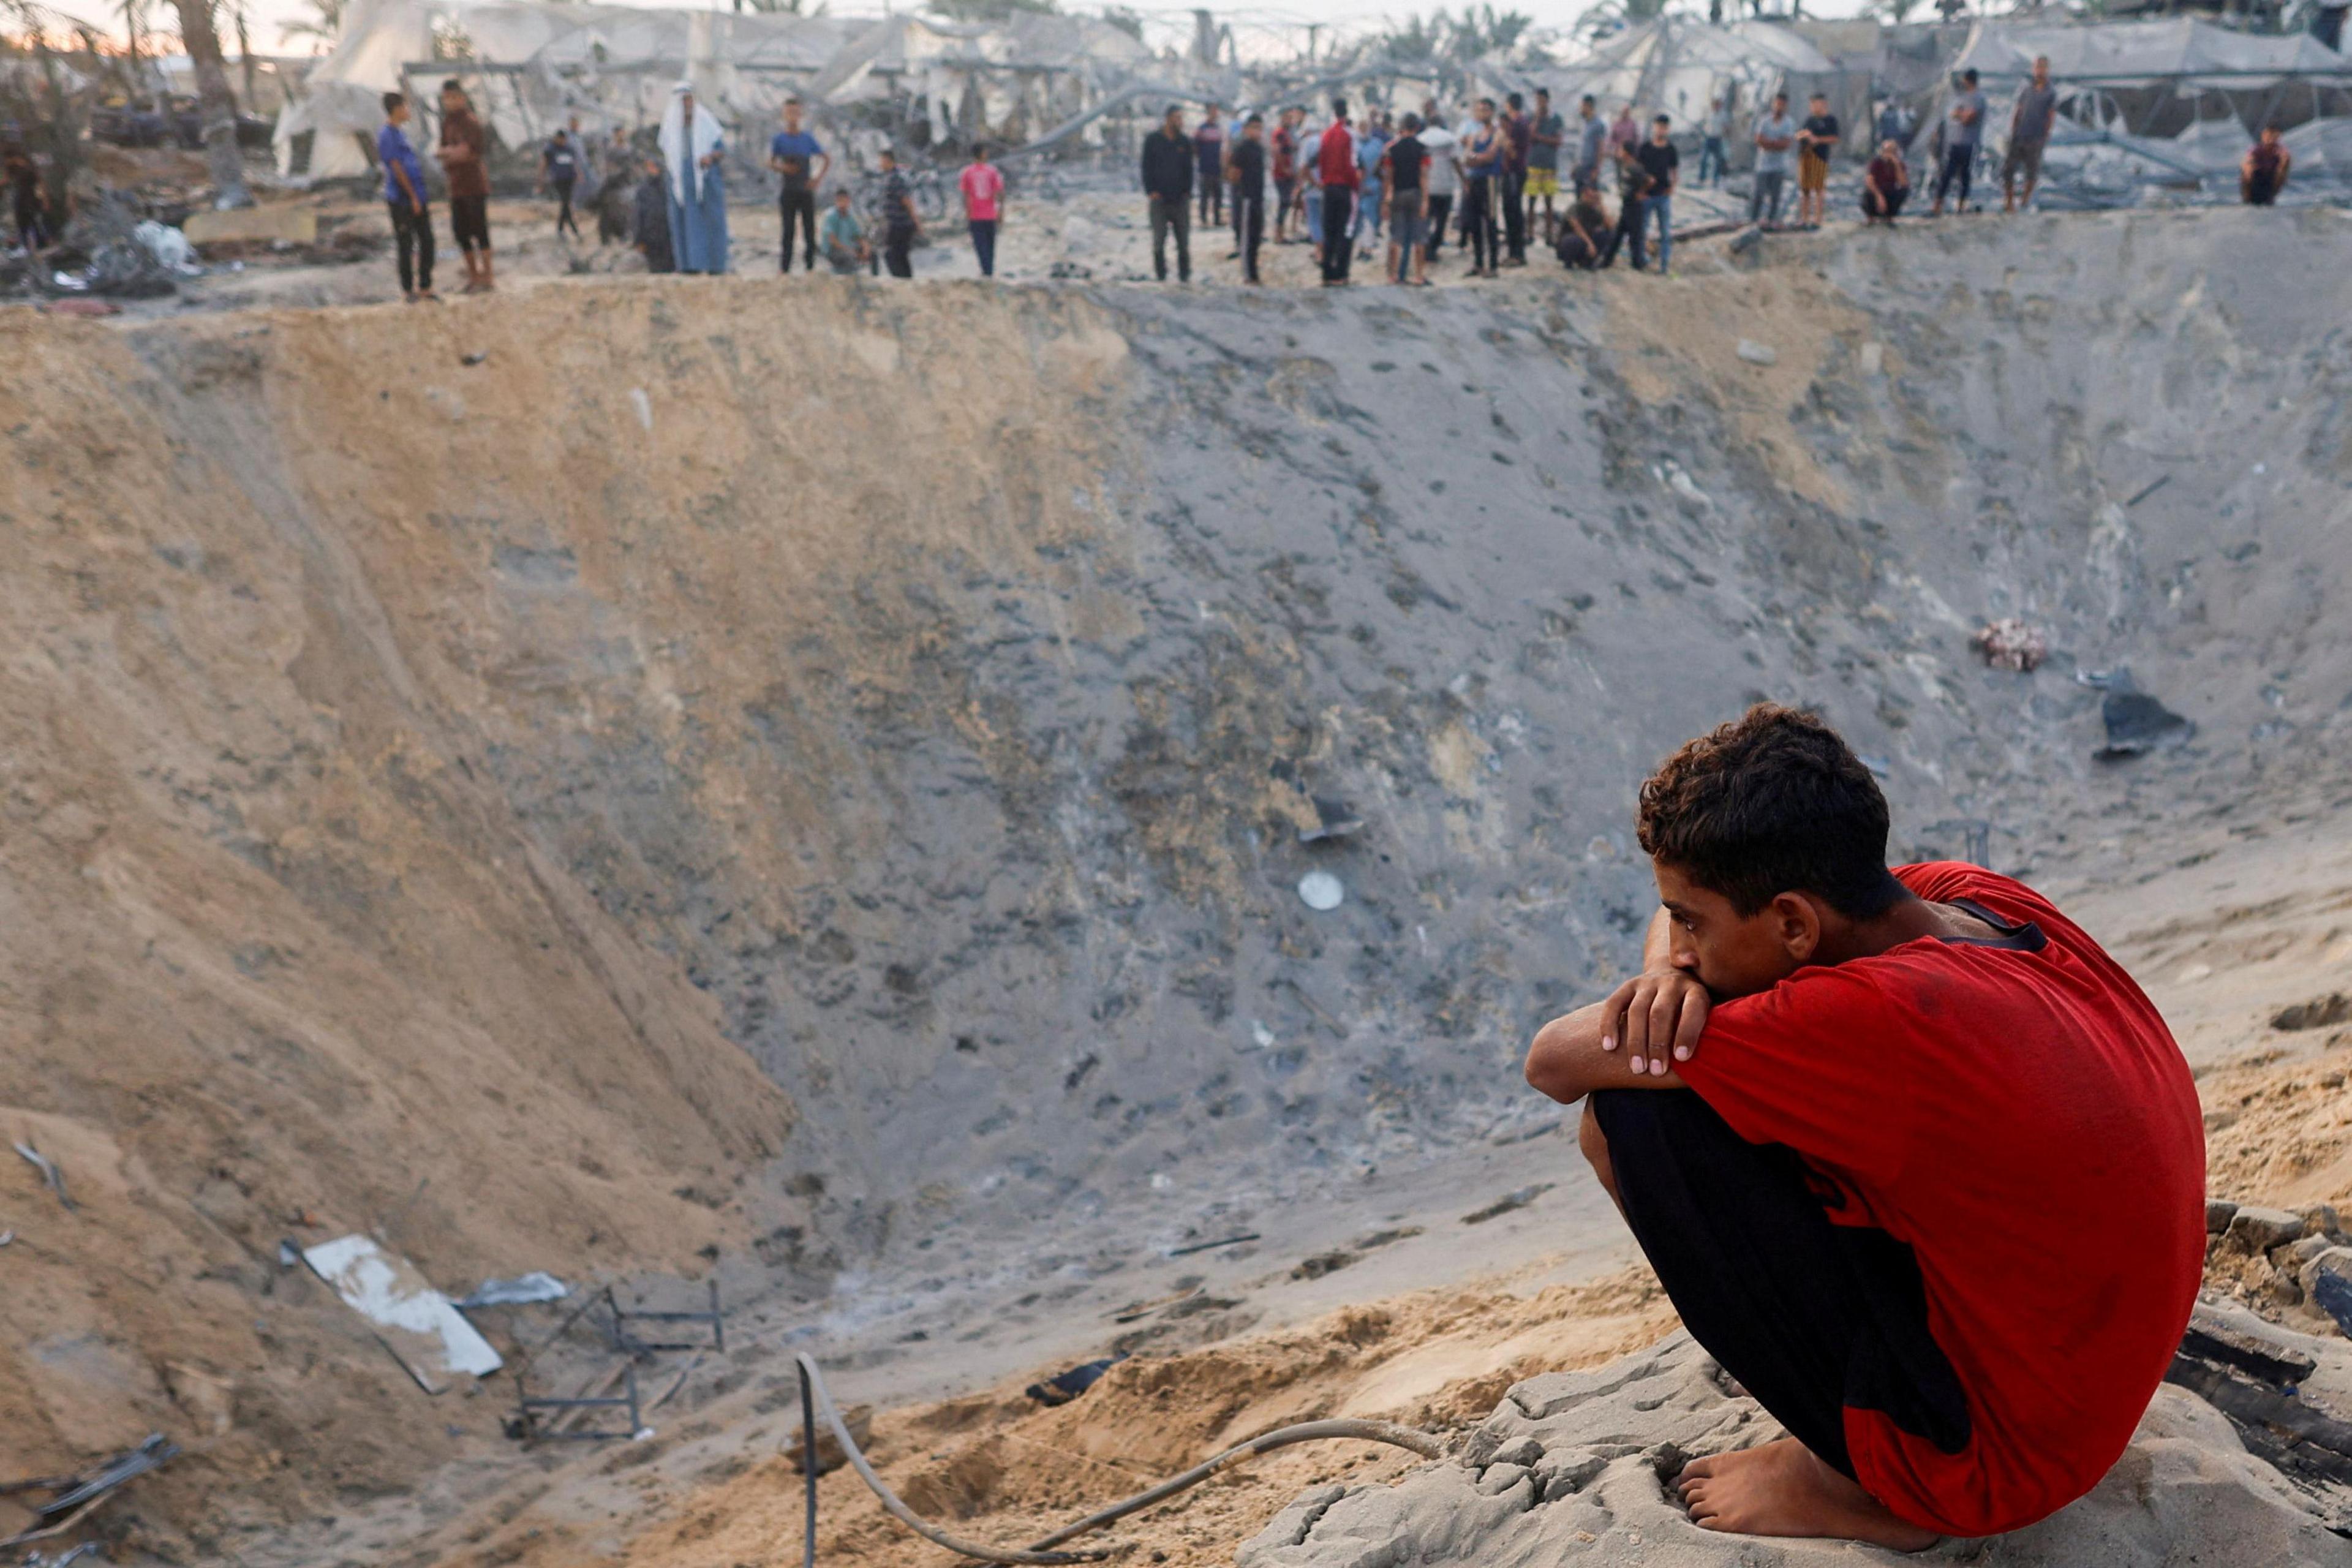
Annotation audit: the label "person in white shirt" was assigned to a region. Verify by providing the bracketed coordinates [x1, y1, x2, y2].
[1418, 99, 1460, 266]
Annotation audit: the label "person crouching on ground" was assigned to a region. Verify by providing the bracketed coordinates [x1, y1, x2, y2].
[820, 187, 869, 274]
[2242, 123, 2291, 206]
[1555, 178, 1610, 269]
[1861, 138, 1909, 224]
[1523, 703, 2203, 1548]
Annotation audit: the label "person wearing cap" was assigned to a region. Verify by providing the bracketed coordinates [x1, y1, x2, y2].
[769, 96, 829, 272]
[1931, 68, 1986, 216]
[1140, 103, 1194, 282]
[659, 82, 730, 274]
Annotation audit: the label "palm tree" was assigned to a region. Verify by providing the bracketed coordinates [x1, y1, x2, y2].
[169, 0, 251, 205]
[278, 0, 342, 53]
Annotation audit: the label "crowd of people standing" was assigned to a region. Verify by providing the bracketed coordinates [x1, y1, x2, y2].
[365, 58, 2305, 302]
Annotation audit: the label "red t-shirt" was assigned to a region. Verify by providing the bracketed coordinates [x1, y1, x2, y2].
[1317, 124, 1360, 188]
[959, 162, 1005, 221]
[1677, 863, 2204, 1536]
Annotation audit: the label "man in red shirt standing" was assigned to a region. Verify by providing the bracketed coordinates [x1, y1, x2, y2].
[1316, 97, 1360, 285]
[958, 143, 1006, 277]
[1525, 705, 2203, 1548]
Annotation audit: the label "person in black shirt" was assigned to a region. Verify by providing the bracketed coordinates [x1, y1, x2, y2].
[542, 130, 582, 239]
[1382, 113, 1430, 284]
[631, 154, 675, 273]
[876, 148, 921, 278]
[1229, 113, 1270, 283]
[1629, 115, 1678, 273]
[7, 143, 51, 251]
[1140, 104, 1194, 282]
[1796, 92, 1839, 229]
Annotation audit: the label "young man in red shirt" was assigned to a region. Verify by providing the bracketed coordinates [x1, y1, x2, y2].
[1316, 97, 1361, 286]
[1525, 705, 2203, 1548]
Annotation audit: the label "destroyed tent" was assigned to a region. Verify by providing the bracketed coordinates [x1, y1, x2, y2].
[1517, 19, 1858, 162]
[1937, 18, 2352, 203]
[1951, 17, 2352, 138]
[273, 0, 1150, 181]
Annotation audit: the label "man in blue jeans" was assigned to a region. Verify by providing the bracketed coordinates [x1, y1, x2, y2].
[1630, 114, 1678, 274]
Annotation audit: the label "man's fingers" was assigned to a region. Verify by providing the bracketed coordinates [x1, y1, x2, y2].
[1598, 978, 1637, 1052]
[1619, 979, 1653, 1066]
[1645, 989, 1679, 1072]
[1673, 985, 1709, 1062]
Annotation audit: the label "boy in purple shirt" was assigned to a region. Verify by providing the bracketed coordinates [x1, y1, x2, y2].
[377, 91, 435, 301]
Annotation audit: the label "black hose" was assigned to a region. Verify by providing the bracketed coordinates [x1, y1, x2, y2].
[794, 1352, 1444, 1566]
[798, 1362, 819, 1568]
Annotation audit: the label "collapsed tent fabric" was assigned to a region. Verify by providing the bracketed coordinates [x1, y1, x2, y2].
[1953, 17, 2347, 90]
[273, 0, 1148, 179]
[1528, 19, 1834, 130]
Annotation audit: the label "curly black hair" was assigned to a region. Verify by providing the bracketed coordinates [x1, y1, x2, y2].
[1636, 704, 1905, 919]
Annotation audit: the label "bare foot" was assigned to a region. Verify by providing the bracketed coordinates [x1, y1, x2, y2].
[1675, 1439, 1938, 1552]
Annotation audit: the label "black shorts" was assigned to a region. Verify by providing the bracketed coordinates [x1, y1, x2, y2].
[450, 194, 491, 251]
[1590, 1089, 1972, 1476]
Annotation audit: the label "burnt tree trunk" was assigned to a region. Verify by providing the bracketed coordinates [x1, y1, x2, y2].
[171, 0, 252, 208]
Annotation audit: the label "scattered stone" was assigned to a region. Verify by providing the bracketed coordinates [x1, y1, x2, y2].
[1735, 339, 1778, 366]
[2274, 993, 2352, 1031]
[2209, 1198, 2242, 1234]
[2097, 688, 2194, 760]
[1461, 1183, 1553, 1225]
[1474, 1461, 1530, 1496]
[1297, 870, 1344, 912]
[2305, 1249, 2352, 1338]
[1238, 1330, 2352, 1568]
[2228, 1206, 2310, 1253]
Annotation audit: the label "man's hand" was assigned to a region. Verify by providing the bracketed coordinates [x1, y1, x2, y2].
[1597, 967, 1709, 1077]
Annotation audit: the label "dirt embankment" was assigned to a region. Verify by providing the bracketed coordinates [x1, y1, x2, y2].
[4, 205, 2350, 1557]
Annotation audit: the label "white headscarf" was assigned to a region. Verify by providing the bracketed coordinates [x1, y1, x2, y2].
[659, 82, 723, 203]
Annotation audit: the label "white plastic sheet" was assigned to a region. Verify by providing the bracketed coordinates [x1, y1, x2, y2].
[304, 1234, 503, 1392]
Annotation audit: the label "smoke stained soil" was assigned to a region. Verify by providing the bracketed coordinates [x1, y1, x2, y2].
[2, 204, 2351, 1558]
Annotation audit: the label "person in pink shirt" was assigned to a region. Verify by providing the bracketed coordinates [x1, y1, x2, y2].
[959, 144, 1006, 276]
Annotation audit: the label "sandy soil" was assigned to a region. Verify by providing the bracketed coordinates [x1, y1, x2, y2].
[368, 805, 2352, 1568]
[6, 203, 2350, 1564]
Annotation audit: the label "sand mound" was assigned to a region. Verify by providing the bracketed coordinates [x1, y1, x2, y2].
[7, 200, 2352, 1555]
[1238, 1329, 2352, 1568]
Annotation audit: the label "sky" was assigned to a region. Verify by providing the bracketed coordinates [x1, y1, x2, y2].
[45, 0, 1880, 67]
